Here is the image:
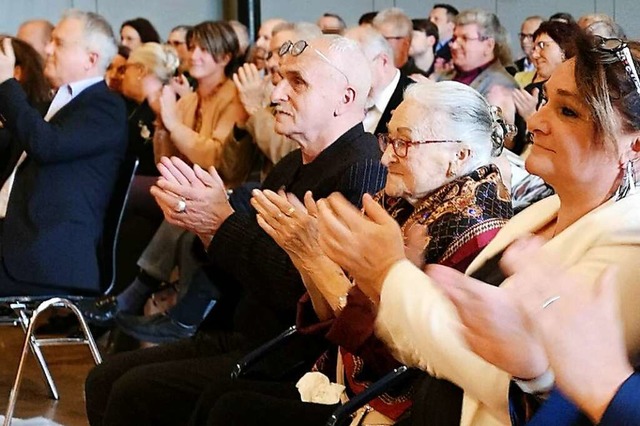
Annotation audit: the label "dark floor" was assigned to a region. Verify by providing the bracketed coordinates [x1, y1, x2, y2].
[0, 322, 95, 425]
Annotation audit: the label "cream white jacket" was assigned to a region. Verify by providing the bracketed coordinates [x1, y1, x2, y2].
[375, 194, 640, 425]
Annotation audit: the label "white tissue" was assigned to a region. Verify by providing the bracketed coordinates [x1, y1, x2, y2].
[296, 371, 345, 405]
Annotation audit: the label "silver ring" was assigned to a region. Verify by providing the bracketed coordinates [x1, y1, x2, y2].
[284, 207, 296, 217]
[542, 295, 560, 309]
[176, 198, 187, 213]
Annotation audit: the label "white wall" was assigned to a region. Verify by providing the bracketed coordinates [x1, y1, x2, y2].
[0, 0, 222, 42]
[0, 0, 637, 55]
[261, 0, 639, 59]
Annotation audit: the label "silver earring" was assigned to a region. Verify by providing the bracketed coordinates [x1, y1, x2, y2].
[615, 160, 636, 201]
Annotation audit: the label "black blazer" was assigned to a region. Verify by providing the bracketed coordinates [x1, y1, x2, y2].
[373, 73, 415, 136]
[0, 79, 127, 292]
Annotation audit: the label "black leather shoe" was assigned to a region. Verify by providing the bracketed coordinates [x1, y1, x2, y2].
[77, 296, 119, 326]
[115, 312, 197, 344]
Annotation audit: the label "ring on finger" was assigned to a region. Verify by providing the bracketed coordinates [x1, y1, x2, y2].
[284, 206, 296, 217]
[175, 197, 187, 213]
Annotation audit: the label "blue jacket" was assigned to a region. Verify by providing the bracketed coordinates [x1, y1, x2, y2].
[517, 372, 640, 426]
[0, 78, 127, 292]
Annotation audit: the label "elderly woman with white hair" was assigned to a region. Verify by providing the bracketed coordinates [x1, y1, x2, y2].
[192, 81, 514, 425]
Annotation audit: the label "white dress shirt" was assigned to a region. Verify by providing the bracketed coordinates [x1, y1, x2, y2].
[362, 70, 401, 134]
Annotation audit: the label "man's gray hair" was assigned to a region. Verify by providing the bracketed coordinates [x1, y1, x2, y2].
[456, 9, 513, 66]
[345, 26, 393, 62]
[403, 81, 497, 174]
[372, 7, 412, 38]
[62, 9, 117, 72]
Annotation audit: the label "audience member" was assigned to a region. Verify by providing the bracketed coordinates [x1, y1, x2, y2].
[197, 80, 514, 425]
[317, 12, 347, 35]
[167, 25, 192, 73]
[344, 25, 414, 134]
[434, 237, 640, 425]
[105, 45, 130, 93]
[219, 22, 322, 187]
[429, 3, 459, 71]
[514, 15, 544, 79]
[314, 31, 640, 426]
[120, 17, 161, 50]
[229, 20, 250, 58]
[408, 19, 439, 77]
[250, 18, 287, 71]
[0, 10, 127, 296]
[435, 8, 518, 98]
[0, 37, 50, 110]
[15, 19, 53, 60]
[549, 12, 576, 24]
[0, 36, 51, 212]
[84, 34, 387, 426]
[512, 20, 580, 154]
[358, 11, 378, 26]
[82, 20, 247, 328]
[578, 13, 627, 39]
[372, 8, 414, 74]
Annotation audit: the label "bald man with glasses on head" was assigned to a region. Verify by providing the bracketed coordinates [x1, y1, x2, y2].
[85, 34, 387, 426]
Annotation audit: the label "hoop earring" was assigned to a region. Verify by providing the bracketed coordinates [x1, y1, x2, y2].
[615, 159, 636, 201]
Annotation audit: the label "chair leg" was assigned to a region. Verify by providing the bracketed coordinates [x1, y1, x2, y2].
[3, 301, 49, 426]
[16, 305, 59, 400]
[57, 298, 103, 365]
[3, 297, 104, 425]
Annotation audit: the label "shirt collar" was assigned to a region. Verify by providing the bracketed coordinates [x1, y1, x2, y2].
[373, 69, 401, 112]
[65, 76, 104, 99]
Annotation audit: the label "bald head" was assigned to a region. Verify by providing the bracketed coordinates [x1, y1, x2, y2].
[310, 35, 372, 111]
[257, 18, 287, 50]
[17, 19, 54, 59]
[271, 35, 372, 160]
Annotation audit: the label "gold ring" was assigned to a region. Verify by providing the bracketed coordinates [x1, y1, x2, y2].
[285, 207, 296, 217]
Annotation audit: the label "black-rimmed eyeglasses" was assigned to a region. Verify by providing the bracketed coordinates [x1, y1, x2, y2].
[378, 133, 463, 158]
[279, 40, 350, 84]
[594, 36, 640, 96]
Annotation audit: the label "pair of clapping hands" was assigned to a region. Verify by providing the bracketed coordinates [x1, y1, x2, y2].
[155, 157, 631, 424]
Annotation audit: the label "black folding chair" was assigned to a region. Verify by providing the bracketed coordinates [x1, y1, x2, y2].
[232, 324, 418, 426]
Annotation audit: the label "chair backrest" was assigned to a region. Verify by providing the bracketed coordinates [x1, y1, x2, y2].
[96, 154, 139, 296]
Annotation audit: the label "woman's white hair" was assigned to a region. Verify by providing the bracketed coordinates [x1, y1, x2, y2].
[129, 42, 179, 84]
[403, 81, 498, 175]
[62, 9, 118, 72]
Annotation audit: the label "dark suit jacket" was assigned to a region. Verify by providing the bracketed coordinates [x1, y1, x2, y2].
[373, 73, 415, 136]
[0, 79, 127, 292]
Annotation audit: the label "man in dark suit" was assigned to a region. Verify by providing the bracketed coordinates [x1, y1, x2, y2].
[429, 3, 459, 70]
[0, 10, 127, 296]
[346, 26, 414, 136]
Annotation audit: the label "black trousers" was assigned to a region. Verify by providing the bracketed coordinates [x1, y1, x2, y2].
[201, 382, 337, 426]
[85, 330, 248, 426]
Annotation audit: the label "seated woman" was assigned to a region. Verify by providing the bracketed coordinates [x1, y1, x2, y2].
[512, 20, 580, 155]
[314, 33, 640, 425]
[1, 36, 51, 213]
[82, 21, 247, 332]
[193, 80, 514, 425]
[433, 236, 640, 426]
[111, 42, 180, 294]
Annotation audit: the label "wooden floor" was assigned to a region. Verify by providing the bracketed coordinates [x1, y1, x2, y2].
[0, 323, 95, 426]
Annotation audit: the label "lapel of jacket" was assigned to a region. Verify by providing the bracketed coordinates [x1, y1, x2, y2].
[374, 73, 414, 135]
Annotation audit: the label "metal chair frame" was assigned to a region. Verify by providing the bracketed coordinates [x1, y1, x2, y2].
[0, 156, 138, 425]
